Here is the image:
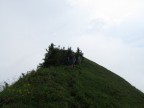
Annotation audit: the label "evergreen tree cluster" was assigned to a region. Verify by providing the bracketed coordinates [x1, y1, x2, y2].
[39, 43, 83, 68]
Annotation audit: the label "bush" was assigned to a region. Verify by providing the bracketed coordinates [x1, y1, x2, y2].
[38, 43, 83, 68]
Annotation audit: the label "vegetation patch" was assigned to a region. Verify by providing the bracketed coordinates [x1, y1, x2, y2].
[0, 44, 144, 108]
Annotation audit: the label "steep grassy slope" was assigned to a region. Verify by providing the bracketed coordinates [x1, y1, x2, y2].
[0, 58, 144, 108]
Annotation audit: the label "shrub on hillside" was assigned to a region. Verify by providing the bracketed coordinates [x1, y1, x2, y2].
[38, 43, 83, 68]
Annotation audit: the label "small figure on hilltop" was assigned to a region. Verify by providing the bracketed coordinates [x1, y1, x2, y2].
[68, 53, 76, 68]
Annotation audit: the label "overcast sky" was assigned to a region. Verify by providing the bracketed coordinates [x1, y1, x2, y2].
[0, 0, 144, 92]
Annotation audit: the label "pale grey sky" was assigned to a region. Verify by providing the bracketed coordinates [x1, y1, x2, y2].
[0, 0, 144, 92]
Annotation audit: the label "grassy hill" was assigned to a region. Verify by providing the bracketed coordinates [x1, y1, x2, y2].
[0, 58, 144, 108]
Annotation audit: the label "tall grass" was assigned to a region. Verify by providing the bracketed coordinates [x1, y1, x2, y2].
[0, 59, 144, 108]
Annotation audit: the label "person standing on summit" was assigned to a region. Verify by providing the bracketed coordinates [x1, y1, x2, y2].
[68, 53, 76, 68]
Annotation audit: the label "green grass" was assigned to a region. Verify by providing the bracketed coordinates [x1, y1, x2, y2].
[0, 58, 144, 108]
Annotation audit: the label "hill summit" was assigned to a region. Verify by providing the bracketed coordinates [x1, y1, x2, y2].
[0, 44, 144, 108]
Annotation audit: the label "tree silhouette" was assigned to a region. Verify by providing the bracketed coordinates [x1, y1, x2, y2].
[39, 43, 84, 68]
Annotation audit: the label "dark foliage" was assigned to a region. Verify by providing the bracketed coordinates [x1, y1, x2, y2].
[39, 43, 83, 68]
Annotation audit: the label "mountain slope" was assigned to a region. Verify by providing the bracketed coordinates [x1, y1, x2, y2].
[0, 58, 144, 108]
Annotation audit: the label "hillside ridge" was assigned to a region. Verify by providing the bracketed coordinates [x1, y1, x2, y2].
[0, 58, 144, 108]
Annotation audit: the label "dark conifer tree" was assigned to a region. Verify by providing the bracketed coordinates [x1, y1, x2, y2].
[76, 47, 84, 64]
[39, 43, 83, 68]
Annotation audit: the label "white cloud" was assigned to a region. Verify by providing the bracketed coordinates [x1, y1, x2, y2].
[68, 0, 144, 25]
